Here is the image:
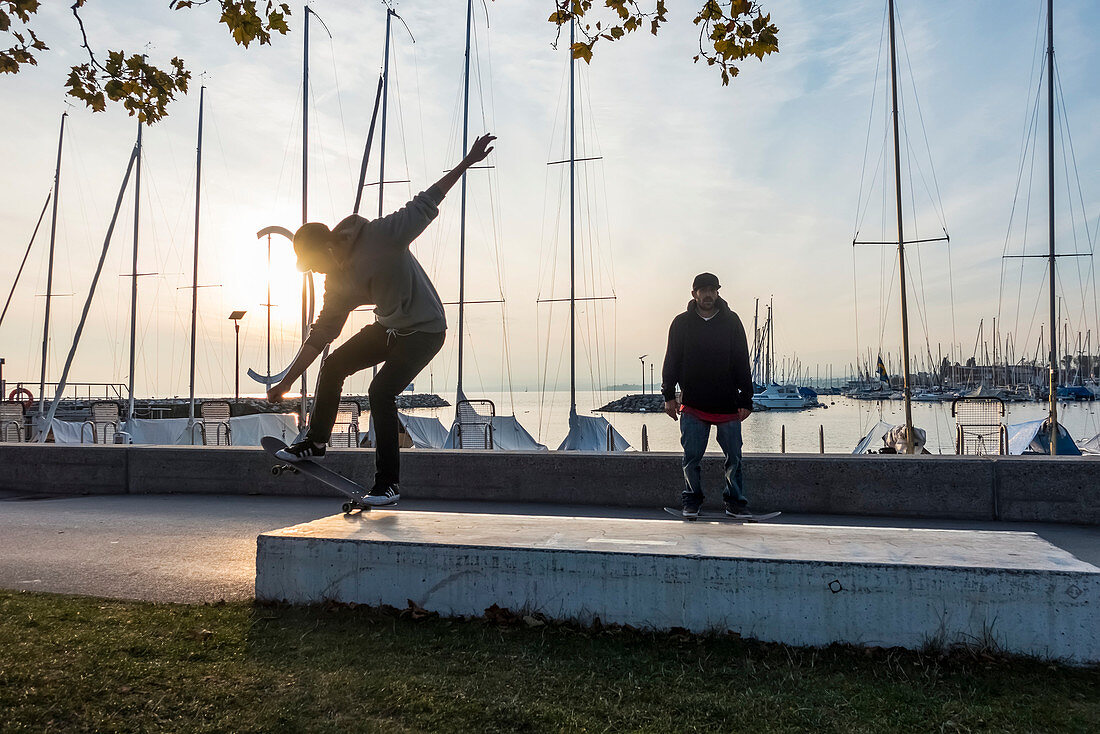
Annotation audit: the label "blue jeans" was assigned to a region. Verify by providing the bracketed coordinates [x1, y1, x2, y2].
[679, 411, 746, 505]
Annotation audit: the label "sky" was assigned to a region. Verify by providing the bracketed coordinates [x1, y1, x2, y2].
[1, 0, 1098, 405]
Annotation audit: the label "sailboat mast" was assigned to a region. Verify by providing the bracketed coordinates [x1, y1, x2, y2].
[188, 86, 205, 422]
[300, 4, 311, 423]
[887, 0, 915, 452]
[767, 299, 773, 384]
[457, 0, 472, 401]
[569, 17, 577, 415]
[378, 8, 392, 219]
[1046, 0, 1058, 453]
[126, 115, 144, 421]
[38, 112, 66, 417]
[752, 298, 759, 383]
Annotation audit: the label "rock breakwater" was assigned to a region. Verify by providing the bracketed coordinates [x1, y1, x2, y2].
[596, 394, 665, 413]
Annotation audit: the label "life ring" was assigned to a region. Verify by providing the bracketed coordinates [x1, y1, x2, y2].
[8, 387, 33, 410]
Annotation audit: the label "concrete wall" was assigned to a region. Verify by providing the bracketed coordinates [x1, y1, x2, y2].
[1, 443, 1097, 525]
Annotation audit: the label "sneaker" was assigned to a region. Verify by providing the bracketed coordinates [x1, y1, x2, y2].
[275, 440, 326, 463]
[681, 495, 702, 518]
[364, 483, 400, 506]
[724, 501, 752, 519]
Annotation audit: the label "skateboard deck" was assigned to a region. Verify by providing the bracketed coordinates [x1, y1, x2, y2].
[663, 507, 782, 523]
[262, 436, 380, 513]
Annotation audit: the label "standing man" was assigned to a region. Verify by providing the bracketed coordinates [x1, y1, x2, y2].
[267, 134, 496, 506]
[661, 273, 755, 518]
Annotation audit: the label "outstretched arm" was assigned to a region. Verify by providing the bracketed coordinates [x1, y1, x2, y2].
[266, 343, 322, 402]
[433, 133, 495, 196]
[374, 133, 497, 250]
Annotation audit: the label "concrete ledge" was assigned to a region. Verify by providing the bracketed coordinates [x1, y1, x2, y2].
[2, 444, 1098, 525]
[256, 511, 1100, 665]
[0, 443, 128, 495]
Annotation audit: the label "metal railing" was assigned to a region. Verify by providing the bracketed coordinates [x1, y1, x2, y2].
[7, 381, 128, 403]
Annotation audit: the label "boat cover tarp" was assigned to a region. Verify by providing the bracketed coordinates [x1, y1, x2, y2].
[852, 422, 927, 453]
[883, 424, 928, 452]
[1057, 385, 1093, 400]
[48, 419, 96, 444]
[962, 386, 1006, 399]
[558, 413, 631, 452]
[401, 413, 450, 449]
[364, 412, 449, 449]
[1079, 432, 1100, 455]
[48, 413, 299, 446]
[1006, 419, 1081, 455]
[852, 420, 894, 454]
[364, 412, 545, 451]
[443, 415, 548, 451]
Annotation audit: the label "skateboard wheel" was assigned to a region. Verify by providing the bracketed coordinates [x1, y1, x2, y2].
[342, 502, 352, 514]
[271, 466, 281, 476]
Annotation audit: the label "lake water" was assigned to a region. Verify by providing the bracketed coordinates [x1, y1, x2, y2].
[404, 391, 1100, 454]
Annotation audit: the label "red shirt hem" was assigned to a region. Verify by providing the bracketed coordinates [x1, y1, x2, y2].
[680, 405, 742, 424]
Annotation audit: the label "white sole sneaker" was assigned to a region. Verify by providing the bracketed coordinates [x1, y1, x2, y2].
[363, 491, 399, 506]
[274, 447, 325, 463]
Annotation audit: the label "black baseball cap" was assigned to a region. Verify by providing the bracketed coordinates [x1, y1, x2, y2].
[692, 272, 721, 290]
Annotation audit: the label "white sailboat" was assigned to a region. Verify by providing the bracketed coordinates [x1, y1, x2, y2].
[751, 300, 817, 410]
[540, 16, 628, 452]
[753, 384, 815, 411]
[1002, 0, 1089, 455]
[850, 0, 951, 452]
[439, 0, 544, 451]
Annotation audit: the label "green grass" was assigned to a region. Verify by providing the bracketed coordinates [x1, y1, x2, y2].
[1, 591, 1097, 733]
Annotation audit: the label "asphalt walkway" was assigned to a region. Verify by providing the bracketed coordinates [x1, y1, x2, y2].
[2, 493, 1097, 603]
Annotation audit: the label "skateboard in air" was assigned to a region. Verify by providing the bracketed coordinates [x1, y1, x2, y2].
[663, 507, 782, 523]
[262, 435, 381, 514]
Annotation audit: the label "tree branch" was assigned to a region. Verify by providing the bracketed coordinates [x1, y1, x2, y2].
[0, 0, 49, 74]
[70, 0, 106, 73]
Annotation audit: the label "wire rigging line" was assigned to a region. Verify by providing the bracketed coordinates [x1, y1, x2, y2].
[1, 190, 52, 330]
[852, 2, 889, 242]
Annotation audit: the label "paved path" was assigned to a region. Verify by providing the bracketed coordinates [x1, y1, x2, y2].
[2, 493, 1098, 603]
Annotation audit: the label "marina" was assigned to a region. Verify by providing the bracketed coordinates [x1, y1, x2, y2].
[2, 1, 1099, 707]
[2, 1, 1098, 461]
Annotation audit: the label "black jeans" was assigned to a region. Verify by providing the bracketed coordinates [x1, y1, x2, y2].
[305, 323, 445, 487]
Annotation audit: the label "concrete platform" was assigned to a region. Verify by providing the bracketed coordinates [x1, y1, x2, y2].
[256, 511, 1100, 665]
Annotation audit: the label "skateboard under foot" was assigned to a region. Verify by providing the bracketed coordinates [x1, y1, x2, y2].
[663, 507, 782, 523]
[262, 436, 384, 514]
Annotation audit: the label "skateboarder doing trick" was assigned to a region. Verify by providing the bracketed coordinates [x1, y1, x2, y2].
[661, 273, 756, 519]
[268, 133, 497, 506]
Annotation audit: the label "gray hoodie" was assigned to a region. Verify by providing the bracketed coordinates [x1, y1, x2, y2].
[304, 185, 448, 349]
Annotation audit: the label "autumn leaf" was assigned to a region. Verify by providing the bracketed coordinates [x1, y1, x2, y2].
[542, 0, 777, 86]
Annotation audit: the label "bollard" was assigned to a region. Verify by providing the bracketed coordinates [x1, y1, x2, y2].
[606, 423, 614, 452]
[819, 424, 825, 454]
[781, 425, 786, 454]
[641, 424, 649, 452]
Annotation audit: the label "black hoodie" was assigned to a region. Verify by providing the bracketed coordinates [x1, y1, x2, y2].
[661, 297, 753, 414]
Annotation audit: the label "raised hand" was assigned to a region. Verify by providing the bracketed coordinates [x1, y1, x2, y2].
[464, 133, 496, 165]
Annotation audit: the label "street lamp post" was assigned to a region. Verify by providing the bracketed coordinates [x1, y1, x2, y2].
[229, 311, 246, 403]
[638, 354, 647, 395]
